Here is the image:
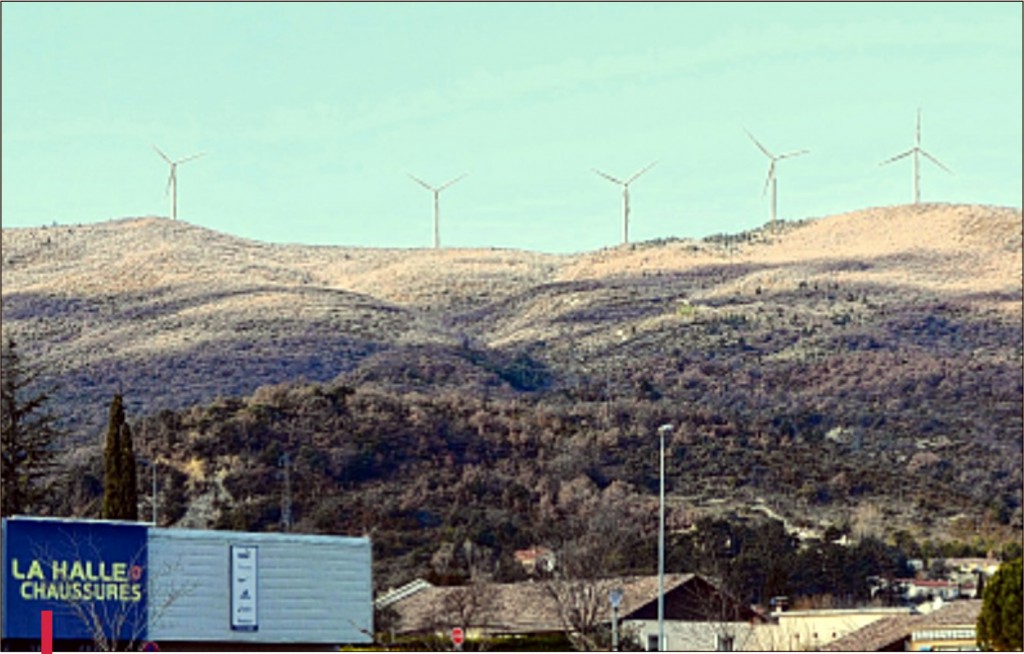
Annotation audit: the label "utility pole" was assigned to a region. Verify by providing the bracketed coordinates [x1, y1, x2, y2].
[151, 460, 157, 525]
[144, 422, 158, 525]
[279, 453, 293, 532]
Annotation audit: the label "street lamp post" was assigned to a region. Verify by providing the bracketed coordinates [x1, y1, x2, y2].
[657, 423, 674, 651]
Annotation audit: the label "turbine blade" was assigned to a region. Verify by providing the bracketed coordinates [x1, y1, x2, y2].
[153, 145, 172, 164]
[777, 149, 810, 160]
[916, 108, 922, 146]
[744, 129, 773, 159]
[438, 173, 467, 191]
[165, 171, 174, 195]
[920, 149, 952, 174]
[177, 152, 205, 165]
[762, 162, 775, 196]
[407, 173, 434, 191]
[879, 149, 914, 166]
[626, 160, 658, 185]
[593, 168, 625, 185]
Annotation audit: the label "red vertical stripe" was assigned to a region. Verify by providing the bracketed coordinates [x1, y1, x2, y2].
[41, 610, 53, 654]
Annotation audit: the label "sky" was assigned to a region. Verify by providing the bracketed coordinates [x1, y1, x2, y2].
[2, 2, 1021, 254]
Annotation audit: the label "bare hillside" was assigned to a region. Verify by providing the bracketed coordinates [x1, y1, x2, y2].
[1, 217, 565, 435]
[1, 203, 1020, 442]
[560, 204, 1021, 306]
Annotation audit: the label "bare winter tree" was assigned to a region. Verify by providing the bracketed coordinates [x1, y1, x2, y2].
[543, 504, 642, 651]
[442, 583, 498, 634]
[544, 478, 647, 650]
[443, 583, 498, 650]
[29, 538, 194, 651]
[682, 575, 761, 652]
[405, 582, 499, 652]
[544, 573, 620, 651]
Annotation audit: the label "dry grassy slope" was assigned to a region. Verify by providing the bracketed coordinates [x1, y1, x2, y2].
[1, 216, 568, 437]
[1, 203, 1020, 441]
[466, 204, 1022, 357]
[559, 203, 1021, 298]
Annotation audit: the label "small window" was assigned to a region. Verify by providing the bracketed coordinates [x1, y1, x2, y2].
[648, 634, 660, 651]
[716, 634, 735, 651]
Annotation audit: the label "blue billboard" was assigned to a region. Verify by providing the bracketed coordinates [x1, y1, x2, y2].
[2, 518, 148, 643]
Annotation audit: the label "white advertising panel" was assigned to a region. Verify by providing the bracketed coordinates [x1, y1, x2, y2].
[230, 545, 258, 631]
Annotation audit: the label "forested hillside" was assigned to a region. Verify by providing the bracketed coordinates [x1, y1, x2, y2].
[2, 203, 1021, 596]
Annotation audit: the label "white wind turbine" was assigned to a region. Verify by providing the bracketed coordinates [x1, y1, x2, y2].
[593, 161, 657, 245]
[408, 173, 467, 249]
[154, 146, 204, 221]
[879, 109, 952, 204]
[745, 129, 808, 230]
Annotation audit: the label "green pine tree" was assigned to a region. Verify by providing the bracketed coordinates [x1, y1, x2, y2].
[102, 394, 138, 520]
[977, 557, 1023, 651]
[1, 335, 59, 517]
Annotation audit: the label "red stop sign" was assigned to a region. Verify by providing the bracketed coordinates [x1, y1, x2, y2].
[451, 627, 464, 646]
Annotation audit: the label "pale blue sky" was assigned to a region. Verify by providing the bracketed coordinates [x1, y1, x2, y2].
[2, 2, 1021, 253]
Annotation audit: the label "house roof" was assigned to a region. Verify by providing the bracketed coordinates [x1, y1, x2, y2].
[901, 578, 954, 588]
[823, 600, 982, 651]
[622, 574, 765, 624]
[389, 574, 708, 635]
[942, 557, 999, 571]
[514, 546, 553, 562]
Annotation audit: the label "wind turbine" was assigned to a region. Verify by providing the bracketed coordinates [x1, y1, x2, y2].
[879, 108, 952, 204]
[154, 146, 204, 221]
[593, 161, 657, 245]
[745, 129, 808, 231]
[408, 173, 466, 249]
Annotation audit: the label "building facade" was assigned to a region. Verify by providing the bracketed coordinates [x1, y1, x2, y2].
[2, 517, 373, 650]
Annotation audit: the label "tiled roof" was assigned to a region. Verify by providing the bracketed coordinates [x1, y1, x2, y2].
[389, 574, 694, 635]
[514, 547, 553, 562]
[823, 600, 982, 651]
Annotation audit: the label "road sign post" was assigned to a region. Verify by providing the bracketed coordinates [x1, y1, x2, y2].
[609, 588, 624, 651]
[451, 626, 464, 651]
[41, 611, 52, 654]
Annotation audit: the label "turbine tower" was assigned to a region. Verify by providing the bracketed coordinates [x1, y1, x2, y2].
[745, 129, 808, 231]
[154, 146, 204, 221]
[408, 173, 466, 249]
[593, 161, 657, 245]
[879, 109, 952, 204]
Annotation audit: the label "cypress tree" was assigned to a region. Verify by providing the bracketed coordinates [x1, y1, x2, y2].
[119, 421, 138, 520]
[102, 394, 138, 520]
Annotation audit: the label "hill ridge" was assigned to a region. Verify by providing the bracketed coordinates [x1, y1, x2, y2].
[1, 202, 1020, 439]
